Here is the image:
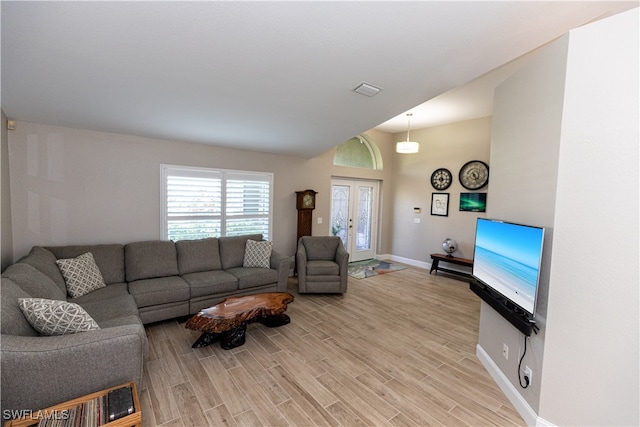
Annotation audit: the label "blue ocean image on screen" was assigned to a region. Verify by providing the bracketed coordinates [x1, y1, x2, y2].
[473, 220, 543, 314]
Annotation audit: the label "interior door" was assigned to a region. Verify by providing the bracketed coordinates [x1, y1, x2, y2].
[330, 179, 379, 262]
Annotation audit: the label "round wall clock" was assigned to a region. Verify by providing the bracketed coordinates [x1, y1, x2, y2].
[459, 160, 489, 190]
[430, 168, 453, 190]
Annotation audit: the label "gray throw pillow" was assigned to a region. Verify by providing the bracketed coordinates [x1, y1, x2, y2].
[56, 252, 106, 298]
[18, 298, 100, 336]
[243, 240, 272, 268]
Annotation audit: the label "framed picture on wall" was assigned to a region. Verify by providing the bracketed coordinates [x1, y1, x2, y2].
[459, 192, 487, 212]
[431, 193, 449, 216]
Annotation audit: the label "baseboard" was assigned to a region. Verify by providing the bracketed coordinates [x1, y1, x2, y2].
[476, 344, 554, 427]
[381, 253, 430, 270]
[382, 253, 471, 277]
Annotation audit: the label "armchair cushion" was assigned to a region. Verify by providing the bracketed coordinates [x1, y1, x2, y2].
[302, 236, 340, 261]
[306, 260, 340, 276]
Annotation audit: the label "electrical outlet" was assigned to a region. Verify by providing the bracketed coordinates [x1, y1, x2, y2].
[502, 343, 509, 360]
[522, 366, 533, 386]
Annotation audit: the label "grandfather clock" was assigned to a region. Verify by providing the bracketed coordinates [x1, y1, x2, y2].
[296, 190, 317, 242]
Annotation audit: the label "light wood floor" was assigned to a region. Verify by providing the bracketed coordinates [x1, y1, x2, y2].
[139, 265, 525, 426]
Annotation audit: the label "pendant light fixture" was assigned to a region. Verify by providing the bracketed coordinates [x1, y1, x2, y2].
[396, 113, 420, 154]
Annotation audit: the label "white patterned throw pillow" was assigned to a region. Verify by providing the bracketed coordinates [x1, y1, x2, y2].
[18, 298, 100, 336]
[56, 252, 106, 298]
[243, 240, 273, 268]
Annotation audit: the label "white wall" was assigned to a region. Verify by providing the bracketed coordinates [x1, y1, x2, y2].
[1, 109, 14, 271]
[480, 9, 639, 426]
[539, 9, 639, 425]
[390, 117, 492, 264]
[6, 122, 397, 260]
[481, 33, 569, 416]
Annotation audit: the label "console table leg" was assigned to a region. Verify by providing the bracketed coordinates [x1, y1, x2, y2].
[430, 259, 439, 274]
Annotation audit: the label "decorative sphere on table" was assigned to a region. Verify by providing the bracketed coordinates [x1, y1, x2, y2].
[442, 238, 457, 257]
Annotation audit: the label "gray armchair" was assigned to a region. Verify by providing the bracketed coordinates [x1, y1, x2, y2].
[296, 236, 349, 294]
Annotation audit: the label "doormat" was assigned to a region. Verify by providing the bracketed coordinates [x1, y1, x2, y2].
[348, 259, 406, 279]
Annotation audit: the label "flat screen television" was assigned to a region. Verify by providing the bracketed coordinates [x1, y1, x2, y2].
[472, 218, 545, 316]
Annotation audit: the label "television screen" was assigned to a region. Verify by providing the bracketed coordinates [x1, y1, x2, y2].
[472, 218, 544, 315]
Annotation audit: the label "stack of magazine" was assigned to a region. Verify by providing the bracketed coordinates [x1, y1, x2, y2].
[36, 385, 134, 427]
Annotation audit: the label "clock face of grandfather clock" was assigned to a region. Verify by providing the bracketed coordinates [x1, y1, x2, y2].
[296, 190, 317, 241]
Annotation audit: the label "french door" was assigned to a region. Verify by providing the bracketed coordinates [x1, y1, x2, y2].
[330, 179, 379, 262]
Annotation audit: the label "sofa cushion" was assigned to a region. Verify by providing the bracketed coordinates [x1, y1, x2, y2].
[2, 263, 66, 301]
[1, 278, 38, 336]
[16, 246, 67, 296]
[46, 244, 125, 285]
[306, 260, 340, 276]
[219, 234, 263, 269]
[97, 314, 144, 329]
[18, 298, 100, 336]
[176, 238, 222, 274]
[226, 267, 278, 290]
[243, 240, 273, 268]
[128, 276, 190, 308]
[70, 282, 129, 304]
[181, 270, 238, 298]
[56, 252, 107, 298]
[125, 240, 179, 282]
[79, 294, 140, 325]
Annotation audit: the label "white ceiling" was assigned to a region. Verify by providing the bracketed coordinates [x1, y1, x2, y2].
[2, 1, 637, 158]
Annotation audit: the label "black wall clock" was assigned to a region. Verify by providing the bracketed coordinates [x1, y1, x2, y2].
[430, 168, 452, 190]
[459, 160, 489, 190]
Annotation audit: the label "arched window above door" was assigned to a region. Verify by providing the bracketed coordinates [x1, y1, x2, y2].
[333, 134, 383, 170]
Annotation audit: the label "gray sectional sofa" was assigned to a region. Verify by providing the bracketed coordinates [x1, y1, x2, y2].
[1, 234, 290, 421]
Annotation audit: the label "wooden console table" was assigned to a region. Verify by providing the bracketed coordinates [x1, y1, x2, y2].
[4, 382, 141, 427]
[429, 253, 473, 281]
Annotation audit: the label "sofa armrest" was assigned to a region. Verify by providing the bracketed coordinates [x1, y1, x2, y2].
[295, 242, 308, 292]
[336, 244, 350, 292]
[335, 244, 349, 267]
[270, 249, 291, 292]
[1, 325, 146, 420]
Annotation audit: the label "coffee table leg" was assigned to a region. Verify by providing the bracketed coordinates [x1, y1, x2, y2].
[192, 332, 221, 348]
[259, 314, 291, 328]
[221, 323, 247, 350]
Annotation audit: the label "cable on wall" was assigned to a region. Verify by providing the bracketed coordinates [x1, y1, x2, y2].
[518, 334, 530, 388]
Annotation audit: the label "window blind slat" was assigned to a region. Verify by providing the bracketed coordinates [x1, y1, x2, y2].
[162, 165, 272, 241]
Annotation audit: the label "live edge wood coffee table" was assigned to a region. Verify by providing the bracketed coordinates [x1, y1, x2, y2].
[185, 292, 294, 350]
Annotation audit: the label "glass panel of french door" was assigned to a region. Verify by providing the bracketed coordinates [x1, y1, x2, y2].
[331, 179, 378, 262]
[356, 185, 373, 251]
[331, 184, 350, 250]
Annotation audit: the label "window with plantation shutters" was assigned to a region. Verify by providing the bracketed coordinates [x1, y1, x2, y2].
[161, 165, 272, 241]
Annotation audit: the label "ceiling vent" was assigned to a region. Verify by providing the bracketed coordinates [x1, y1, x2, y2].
[353, 82, 382, 97]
